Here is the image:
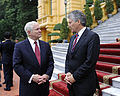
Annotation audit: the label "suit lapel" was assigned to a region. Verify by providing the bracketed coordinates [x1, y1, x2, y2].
[38, 40, 45, 68]
[70, 28, 88, 56]
[69, 35, 76, 53]
[24, 39, 40, 67]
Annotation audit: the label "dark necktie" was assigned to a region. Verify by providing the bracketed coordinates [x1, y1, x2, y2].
[72, 33, 79, 51]
[34, 41, 41, 64]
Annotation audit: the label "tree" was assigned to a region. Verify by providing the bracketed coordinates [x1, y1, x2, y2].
[0, 0, 38, 40]
[105, 0, 114, 14]
[86, 0, 94, 7]
[60, 18, 69, 40]
[84, 4, 93, 27]
[116, 0, 120, 8]
[94, 0, 103, 20]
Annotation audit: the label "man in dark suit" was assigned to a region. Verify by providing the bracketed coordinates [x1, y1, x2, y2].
[0, 32, 15, 91]
[65, 10, 100, 96]
[13, 21, 54, 96]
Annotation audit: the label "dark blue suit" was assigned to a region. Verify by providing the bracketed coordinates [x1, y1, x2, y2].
[0, 40, 15, 88]
[13, 39, 54, 96]
[65, 28, 100, 96]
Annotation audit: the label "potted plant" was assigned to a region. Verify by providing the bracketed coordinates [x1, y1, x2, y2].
[94, 0, 103, 24]
[105, 0, 114, 18]
[84, 4, 93, 29]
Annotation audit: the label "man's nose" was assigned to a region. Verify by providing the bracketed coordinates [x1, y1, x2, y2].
[39, 29, 41, 32]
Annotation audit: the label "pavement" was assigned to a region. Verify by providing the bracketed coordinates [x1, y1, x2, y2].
[0, 68, 19, 96]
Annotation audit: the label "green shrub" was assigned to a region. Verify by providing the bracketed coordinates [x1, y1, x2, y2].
[60, 18, 69, 39]
[94, 0, 103, 20]
[105, 0, 114, 14]
[86, 0, 94, 7]
[84, 4, 93, 27]
[48, 32, 60, 36]
[48, 38, 63, 43]
[53, 23, 62, 30]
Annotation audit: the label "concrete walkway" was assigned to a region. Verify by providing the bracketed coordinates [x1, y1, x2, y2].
[0, 68, 19, 96]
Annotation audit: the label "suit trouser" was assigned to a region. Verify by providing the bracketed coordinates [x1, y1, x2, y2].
[4, 63, 13, 88]
[68, 84, 95, 96]
[69, 90, 95, 96]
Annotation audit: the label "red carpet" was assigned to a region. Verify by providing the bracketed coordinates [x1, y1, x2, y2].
[49, 43, 120, 96]
[96, 62, 120, 74]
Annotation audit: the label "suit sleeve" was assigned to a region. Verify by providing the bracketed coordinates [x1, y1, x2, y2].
[45, 43, 54, 79]
[65, 36, 74, 73]
[73, 33, 100, 81]
[65, 44, 70, 73]
[13, 44, 32, 83]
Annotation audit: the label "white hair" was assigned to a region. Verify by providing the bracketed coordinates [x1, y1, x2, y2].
[24, 21, 38, 35]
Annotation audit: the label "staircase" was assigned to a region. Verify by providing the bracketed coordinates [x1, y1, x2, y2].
[49, 43, 120, 96]
[92, 12, 120, 44]
[51, 43, 69, 80]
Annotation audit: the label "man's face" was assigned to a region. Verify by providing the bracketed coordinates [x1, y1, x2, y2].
[28, 23, 41, 40]
[68, 19, 80, 33]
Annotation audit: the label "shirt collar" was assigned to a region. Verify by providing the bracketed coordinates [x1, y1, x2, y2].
[28, 37, 39, 45]
[78, 27, 86, 37]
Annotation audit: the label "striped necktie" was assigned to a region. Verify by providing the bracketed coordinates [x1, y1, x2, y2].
[72, 33, 79, 51]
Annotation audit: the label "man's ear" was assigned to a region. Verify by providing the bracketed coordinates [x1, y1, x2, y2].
[27, 30, 31, 35]
[77, 20, 81, 25]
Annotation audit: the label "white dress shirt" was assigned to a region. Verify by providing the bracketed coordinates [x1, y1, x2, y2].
[27, 37, 40, 83]
[28, 37, 40, 52]
[77, 27, 86, 42]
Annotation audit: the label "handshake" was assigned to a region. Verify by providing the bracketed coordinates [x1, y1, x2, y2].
[32, 74, 49, 85]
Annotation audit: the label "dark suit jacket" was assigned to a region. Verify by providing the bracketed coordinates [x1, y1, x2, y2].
[65, 28, 100, 95]
[0, 40, 15, 64]
[13, 39, 54, 96]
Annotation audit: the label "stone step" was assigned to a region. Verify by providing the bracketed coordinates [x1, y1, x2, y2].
[92, 12, 120, 44]
[51, 73, 112, 96]
[96, 70, 120, 85]
[112, 77, 120, 89]
[49, 89, 63, 96]
[54, 61, 65, 72]
[93, 25, 120, 32]
[98, 54, 120, 64]
[52, 46, 68, 52]
[55, 43, 69, 47]
[96, 61, 120, 75]
[102, 87, 120, 96]
[51, 68, 63, 80]
[100, 43, 120, 48]
[52, 50, 67, 57]
[100, 48, 120, 56]
[53, 54, 66, 63]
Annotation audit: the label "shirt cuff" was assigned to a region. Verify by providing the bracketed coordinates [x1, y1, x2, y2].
[28, 74, 34, 84]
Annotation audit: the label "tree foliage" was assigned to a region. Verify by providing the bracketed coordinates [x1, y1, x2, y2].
[60, 18, 69, 39]
[116, 0, 120, 8]
[0, 0, 38, 40]
[105, 0, 114, 14]
[86, 0, 94, 7]
[84, 4, 93, 27]
[94, 0, 103, 20]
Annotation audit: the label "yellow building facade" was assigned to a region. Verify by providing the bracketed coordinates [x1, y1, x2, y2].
[37, 0, 86, 42]
[37, 0, 117, 42]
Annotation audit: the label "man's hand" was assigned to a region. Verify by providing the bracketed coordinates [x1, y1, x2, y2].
[67, 74, 76, 84]
[64, 72, 76, 85]
[32, 74, 41, 83]
[38, 74, 49, 85]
